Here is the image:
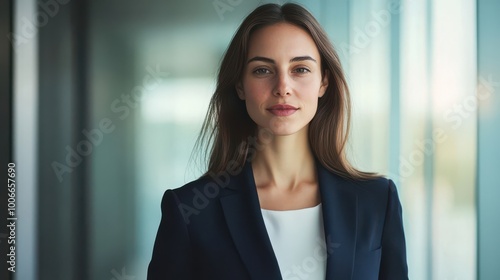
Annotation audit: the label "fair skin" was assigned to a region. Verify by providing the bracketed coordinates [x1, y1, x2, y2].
[236, 23, 328, 210]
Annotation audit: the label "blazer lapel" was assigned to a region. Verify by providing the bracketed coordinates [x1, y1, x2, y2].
[317, 164, 358, 280]
[219, 161, 282, 280]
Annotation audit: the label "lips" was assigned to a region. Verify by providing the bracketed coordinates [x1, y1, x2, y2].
[266, 104, 299, 116]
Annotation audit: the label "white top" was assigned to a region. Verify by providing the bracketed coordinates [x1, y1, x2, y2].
[261, 204, 327, 280]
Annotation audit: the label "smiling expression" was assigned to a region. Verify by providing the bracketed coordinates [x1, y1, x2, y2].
[237, 22, 328, 136]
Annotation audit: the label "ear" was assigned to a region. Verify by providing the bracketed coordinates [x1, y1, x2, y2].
[236, 82, 245, 100]
[319, 70, 329, 98]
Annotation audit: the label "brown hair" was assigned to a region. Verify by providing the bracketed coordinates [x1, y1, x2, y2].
[194, 3, 377, 180]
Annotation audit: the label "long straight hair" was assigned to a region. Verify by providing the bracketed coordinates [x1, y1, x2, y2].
[194, 3, 377, 180]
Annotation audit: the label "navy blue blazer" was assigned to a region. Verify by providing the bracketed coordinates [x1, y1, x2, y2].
[148, 161, 409, 279]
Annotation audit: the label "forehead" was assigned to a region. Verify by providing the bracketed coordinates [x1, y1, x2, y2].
[247, 22, 320, 59]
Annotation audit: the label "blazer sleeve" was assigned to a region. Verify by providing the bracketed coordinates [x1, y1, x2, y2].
[147, 190, 194, 280]
[379, 180, 409, 279]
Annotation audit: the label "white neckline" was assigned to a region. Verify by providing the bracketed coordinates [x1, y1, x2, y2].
[261, 203, 322, 213]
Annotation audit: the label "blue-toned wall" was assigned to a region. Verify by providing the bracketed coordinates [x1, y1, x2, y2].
[478, 0, 500, 279]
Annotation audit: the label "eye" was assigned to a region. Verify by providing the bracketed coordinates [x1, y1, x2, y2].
[253, 68, 272, 75]
[293, 67, 311, 74]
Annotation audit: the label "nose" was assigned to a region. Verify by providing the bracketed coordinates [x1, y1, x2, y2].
[273, 72, 291, 97]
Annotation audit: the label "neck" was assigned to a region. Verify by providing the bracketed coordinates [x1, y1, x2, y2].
[251, 127, 317, 190]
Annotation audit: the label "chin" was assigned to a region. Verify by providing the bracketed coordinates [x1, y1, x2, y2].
[265, 124, 309, 137]
[252, 116, 311, 138]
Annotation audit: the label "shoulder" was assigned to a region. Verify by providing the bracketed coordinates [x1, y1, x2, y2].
[354, 176, 399, 201]
[161, 175, 223, 206]
[328, 169, 397, 198]
[318, 163, 401, 213]
[335, 174, 401, 213]
[350, 177, 403, 222]
[166, 166, 247, 203]
[160, 175, 237, 224]
[167, 176, 213, 199]
[351, 176, 397, 195]
[317, 162, 397, 197]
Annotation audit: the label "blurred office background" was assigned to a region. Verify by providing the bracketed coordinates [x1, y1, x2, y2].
[6, 0, 500, 279]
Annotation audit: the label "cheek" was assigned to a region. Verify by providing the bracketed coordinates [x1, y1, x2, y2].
[243, 83, 270, 104]
[296, 81, 323, 100]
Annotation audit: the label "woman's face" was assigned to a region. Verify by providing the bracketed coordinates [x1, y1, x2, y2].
[237, 22, 328, 137]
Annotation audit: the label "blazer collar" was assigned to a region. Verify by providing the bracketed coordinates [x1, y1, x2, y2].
[219, 160, 282, 279]
[317, 162, 358, 279]
[220, 160, 359, 280]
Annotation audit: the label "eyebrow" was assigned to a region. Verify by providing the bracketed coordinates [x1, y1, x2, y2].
[247, 56, 317, 64]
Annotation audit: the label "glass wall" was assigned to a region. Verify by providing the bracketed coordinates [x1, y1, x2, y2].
[399, 0, 477, 279]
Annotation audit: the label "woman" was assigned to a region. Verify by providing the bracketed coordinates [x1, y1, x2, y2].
[148, 3, 408, 280]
